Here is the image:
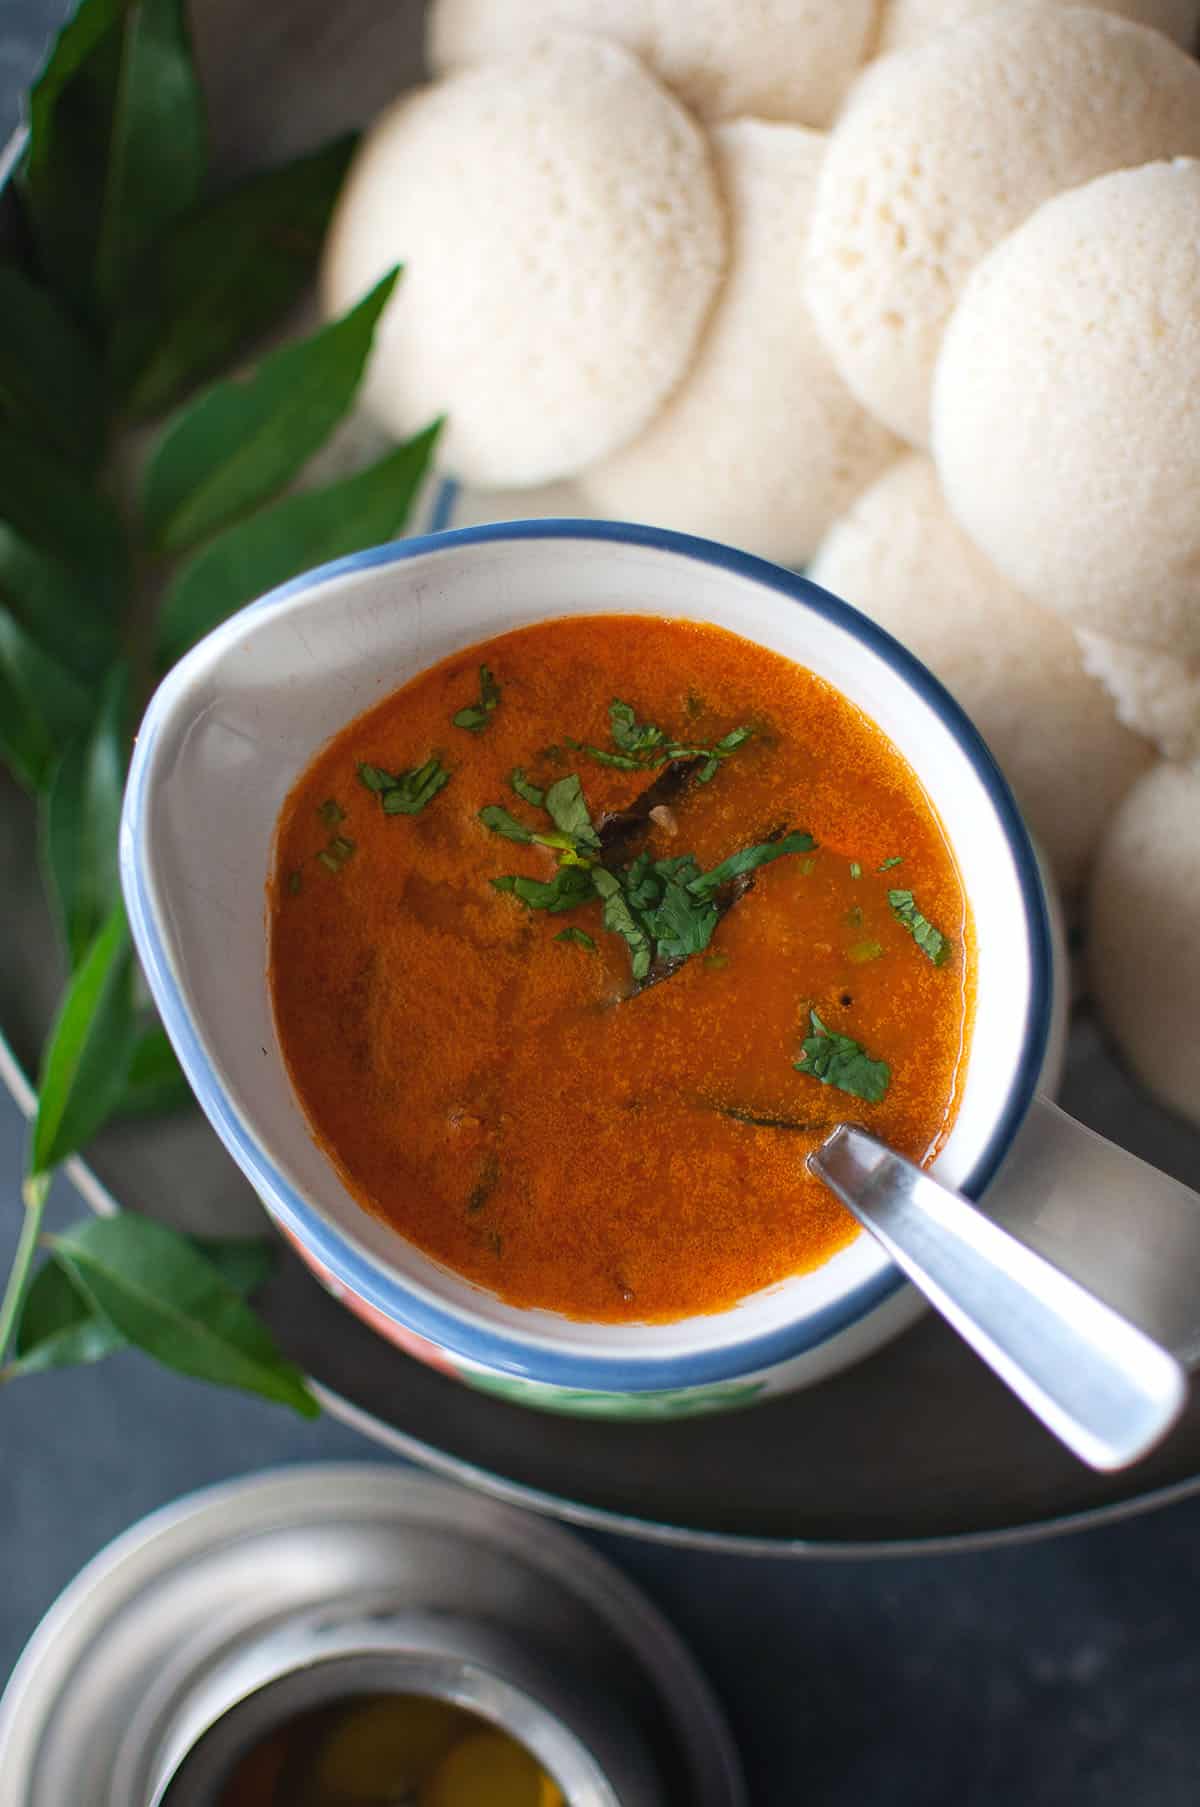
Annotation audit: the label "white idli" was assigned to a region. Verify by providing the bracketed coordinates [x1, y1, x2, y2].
[805, 5, 1200, 445]
[427, 0, 877, 128]
[876, 0, 1199, 55]
[321, 35, 726, 487]
[933, 160, 1200, 657]
[581, 122, 900, 567]
[1078, 633, 1200, 766]
[1090, 762, 1200, 1126]
[809, 455, 1152, 895]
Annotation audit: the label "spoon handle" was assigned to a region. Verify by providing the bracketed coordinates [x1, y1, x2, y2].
[809, 1125, 1187, 1472]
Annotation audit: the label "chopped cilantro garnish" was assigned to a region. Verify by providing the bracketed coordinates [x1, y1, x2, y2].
[491, 867, 596, 914]
[848, 940, 883, 964]
[317, 798, 345, 826]
[573, 698, 752, 779]
[452, 664, 501, 733]
[795, 1009, 890, 1103]
[688, 831, 815, 896]
[609, 699, 666, 758]
[357, 757, 450, 815]
[543, 774, 600, 853]
[356, 764, 393, 793]
[480, 776, 599, 861]
[482, 753, 811, 990]
[878, 856, 904, 871]
[555, 926, 596, 951]
[479, 804, 535, 844]
[592, 867, 653, 980]
[316, 833, 355, 873]
[287, 870, 302, 895]
[888, 889, 950, 965]
[849, 861, 862, 880]
[509, 768, 545, 808]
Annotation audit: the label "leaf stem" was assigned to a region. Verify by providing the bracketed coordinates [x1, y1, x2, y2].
[0, 1171, 52, 1360]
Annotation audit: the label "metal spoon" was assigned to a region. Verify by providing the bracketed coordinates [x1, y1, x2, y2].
[809, 1125, 1188, 1472]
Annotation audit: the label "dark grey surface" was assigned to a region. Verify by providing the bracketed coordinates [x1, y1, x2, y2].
[3, 3, 1200, 1801]
[4, 1066, 1200, 1807]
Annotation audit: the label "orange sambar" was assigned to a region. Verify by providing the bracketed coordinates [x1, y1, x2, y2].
[269, 616, 973, 1323]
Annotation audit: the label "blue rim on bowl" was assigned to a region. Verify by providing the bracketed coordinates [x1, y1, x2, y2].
[121, 520, 1054, 1391]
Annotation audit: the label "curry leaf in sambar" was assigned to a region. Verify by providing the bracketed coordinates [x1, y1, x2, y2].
[141, 268, 401, 552]
[155, 419, 442, 666]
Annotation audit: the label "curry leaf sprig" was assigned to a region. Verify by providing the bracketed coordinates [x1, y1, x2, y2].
[0, 0, 442, 1411]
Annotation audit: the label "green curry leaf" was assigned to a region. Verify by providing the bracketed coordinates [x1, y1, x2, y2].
[141, 267, 401, 552]
[0, 524, 117, 680]
[7, 1228, 276, 1380]
[9, 1260, 123, 1376]
[116, 1023, 191, 1116]
[0, 423, 124, 602]
[0, 267, 105, 467]
[30, 900, 137, 1175]
[155, 419, 442, 666]
[111, 134, 359, 418]
[0, 605, 91, 792]
[48, 1215, 317, 1414]
[41, 663, 128, 966]
[23, 0, 206, 319]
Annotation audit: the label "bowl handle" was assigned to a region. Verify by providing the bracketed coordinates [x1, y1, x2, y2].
[982, 1095, 1200, 1366]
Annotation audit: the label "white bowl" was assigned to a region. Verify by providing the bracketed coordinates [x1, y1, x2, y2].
[121, 522, 1060, 1418]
